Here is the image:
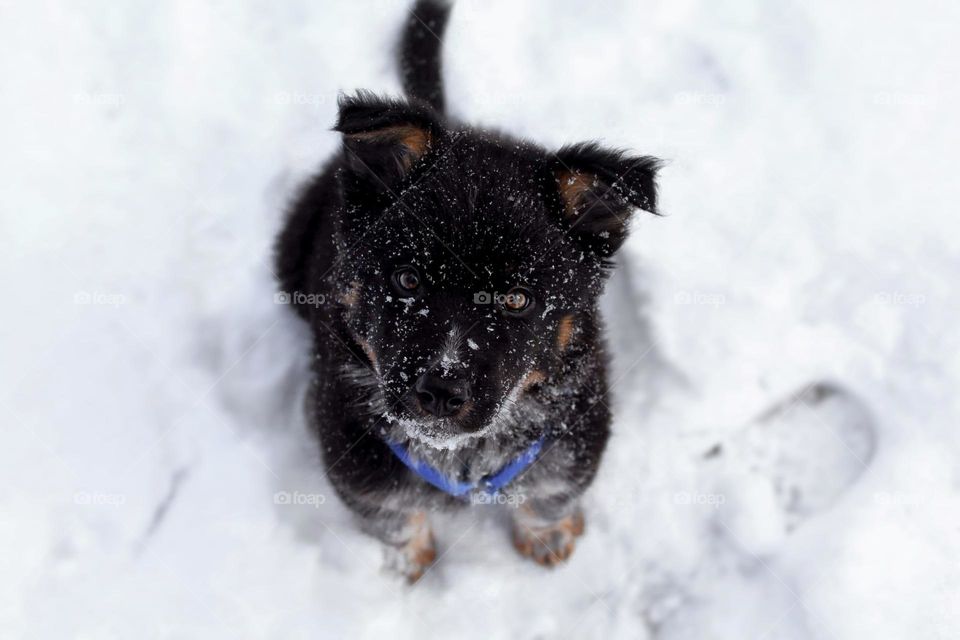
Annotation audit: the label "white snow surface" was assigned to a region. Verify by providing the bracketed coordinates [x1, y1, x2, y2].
[3, 1, 959, 638]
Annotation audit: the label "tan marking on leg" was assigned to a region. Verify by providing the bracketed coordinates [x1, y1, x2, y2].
[401, 511, 436, 583]
[556, 314, 576, 352]
[512, 507, 585, 567]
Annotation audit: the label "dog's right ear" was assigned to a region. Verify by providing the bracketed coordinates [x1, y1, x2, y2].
[334, 92, 440, 193]
[552, 142, 662, 258]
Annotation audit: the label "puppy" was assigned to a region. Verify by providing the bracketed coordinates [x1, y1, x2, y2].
[274, 0, 661, 582]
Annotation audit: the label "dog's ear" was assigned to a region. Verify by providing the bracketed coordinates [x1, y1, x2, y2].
[334, 92, 440, 192]
[553, 142, 662, 257]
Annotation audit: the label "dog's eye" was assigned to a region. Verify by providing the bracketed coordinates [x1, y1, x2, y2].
[503, 287, 533, 314]
[393, 266, 421, 293]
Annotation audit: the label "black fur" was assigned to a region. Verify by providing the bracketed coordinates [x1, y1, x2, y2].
[398, 0, 452, 112]
[274, 0, 661, 574]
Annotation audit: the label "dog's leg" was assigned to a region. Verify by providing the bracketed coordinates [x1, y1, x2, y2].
[359, 508, 436, 583]
[511, 499, 585, 567]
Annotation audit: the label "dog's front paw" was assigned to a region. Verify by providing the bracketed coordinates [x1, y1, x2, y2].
[512, 508, 584, 567]
[384, 511, 436, 583]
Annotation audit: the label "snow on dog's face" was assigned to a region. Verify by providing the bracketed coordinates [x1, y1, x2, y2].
[330, 94, 659, 449]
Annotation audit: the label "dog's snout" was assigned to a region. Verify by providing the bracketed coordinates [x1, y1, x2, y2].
[414, 374, 471, 418]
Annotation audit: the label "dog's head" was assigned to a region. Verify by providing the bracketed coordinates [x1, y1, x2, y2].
[330, 93, 660, 449]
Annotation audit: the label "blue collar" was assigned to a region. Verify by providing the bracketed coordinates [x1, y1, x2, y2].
[384, 433, 548, 498]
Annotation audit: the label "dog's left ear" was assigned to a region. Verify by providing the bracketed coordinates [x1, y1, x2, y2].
[553, 143, 662, 257]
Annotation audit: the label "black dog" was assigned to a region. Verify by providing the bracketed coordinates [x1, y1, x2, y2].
[275, 0, 660, 581]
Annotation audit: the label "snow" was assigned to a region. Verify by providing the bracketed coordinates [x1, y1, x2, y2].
[3, 0, 959, 638]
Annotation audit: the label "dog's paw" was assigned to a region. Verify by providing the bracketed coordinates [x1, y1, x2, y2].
[512, 509, 585, 567]
[384, 512, 436, 584]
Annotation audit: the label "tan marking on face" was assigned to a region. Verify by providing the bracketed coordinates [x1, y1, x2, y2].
[520, 369, 546, 392]
[350, 125, 431, 171]
[340, 281, 361, 308]
[356, 337, 378, 371]
[556, 314, 576, 352]
[556, 170, 595, 218]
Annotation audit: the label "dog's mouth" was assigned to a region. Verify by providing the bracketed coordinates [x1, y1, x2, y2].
[380, 374, 531, 450]
[382, 393, 487, 449]
[382, 411, 486, 450]
[345, 336, 531, 450]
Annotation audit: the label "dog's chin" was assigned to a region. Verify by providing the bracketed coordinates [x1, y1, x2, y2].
[383, 412, 489, 451]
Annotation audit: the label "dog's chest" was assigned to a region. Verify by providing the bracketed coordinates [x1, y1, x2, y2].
[407, 436, 522, 486]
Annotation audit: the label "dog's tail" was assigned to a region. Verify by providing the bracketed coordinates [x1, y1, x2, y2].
[398, 0, 452, 113]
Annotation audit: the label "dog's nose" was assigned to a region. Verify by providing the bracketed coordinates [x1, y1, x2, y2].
[414, 374, 471, 417]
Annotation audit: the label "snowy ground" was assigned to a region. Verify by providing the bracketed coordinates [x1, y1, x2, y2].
[3, 0, 959, 638]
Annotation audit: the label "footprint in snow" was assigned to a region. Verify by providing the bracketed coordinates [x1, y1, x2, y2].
[705, 382, 877, 544]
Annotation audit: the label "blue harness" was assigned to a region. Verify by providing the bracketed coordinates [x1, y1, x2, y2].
[384, 434, 547, 498]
